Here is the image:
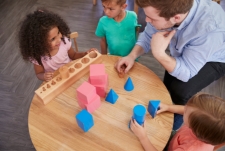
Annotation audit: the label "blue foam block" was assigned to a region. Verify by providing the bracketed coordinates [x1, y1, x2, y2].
[76, 109, 94, 132]
[105, 89, 119, 104]
[124, 77, 134, 91]
[128, 104, 146, 129]
[133, 104, 146, 123]
[148, 100, 160, 118]
[128, 117, 144, 129]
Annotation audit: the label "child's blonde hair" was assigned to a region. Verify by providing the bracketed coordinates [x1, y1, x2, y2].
[101, 0, 126, 6]
[186, 93, 225, 145]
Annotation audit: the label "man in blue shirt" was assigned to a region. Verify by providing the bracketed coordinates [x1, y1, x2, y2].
[115, 0, 225, 130]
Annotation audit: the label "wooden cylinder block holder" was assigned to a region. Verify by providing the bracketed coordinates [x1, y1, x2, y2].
[69, 68, 75, 73]
[74, 63, 82, 69]
[59, 66, 69, 79]
[51, 80, 56, 86]
[35, 50, 103, 105]
[81, 57, 90, 64]
[89, 50, 98, 58]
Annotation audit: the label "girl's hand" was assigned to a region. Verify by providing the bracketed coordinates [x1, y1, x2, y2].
[156, 103, 170, 114]
[130, 119, 147, 140]
[82, 48, 97, 57]
[44, 72, 53, 81]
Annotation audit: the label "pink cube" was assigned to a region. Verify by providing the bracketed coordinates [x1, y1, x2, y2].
[77, 100, 86, 109]
[88, 74, 108, 98]
[78, 94, 101, 113]
[90, 64, 106, 85]
[76, 81, 96, 104]
[86, 95, 101, 113]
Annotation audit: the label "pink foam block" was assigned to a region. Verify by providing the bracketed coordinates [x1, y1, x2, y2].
[77, 100, 86, 109]
[95, 85, 107, 98]
[86, 95, 101, 113]
[89, 64, 106, 85]
[88, 75, 108, 98]
[78, 94, 101, 113]
[76, 81, 96, 104]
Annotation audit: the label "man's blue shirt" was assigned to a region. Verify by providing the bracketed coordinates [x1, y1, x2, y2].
[137, 0, 225, 82]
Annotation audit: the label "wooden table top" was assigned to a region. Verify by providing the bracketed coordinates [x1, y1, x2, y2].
[28, 55, 173, 151]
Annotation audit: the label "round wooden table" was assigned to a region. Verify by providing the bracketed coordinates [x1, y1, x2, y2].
[28, 55, 173, 151]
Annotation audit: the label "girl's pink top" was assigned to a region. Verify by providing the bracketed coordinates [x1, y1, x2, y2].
[168, 125, 214, 151]
[30, 38, 72, 72]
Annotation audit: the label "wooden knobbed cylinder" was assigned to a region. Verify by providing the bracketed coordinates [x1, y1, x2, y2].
[59, 66, 69, 79]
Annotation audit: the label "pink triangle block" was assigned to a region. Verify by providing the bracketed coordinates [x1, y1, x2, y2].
[76, 81, 96, 104]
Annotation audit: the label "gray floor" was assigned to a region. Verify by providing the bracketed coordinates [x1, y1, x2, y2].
[0, 0, 224, 151]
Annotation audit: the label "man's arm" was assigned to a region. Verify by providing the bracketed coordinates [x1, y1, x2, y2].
[153, 53, 176, 73]
[151, 30, 177, 73]
[128, 45, 145, 61]
[115, 45, 145, 73]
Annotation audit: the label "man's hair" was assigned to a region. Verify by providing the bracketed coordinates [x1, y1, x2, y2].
[101, 0, 126, 6]
[135, 0, 194, 19]
[187, 93, 225, 145]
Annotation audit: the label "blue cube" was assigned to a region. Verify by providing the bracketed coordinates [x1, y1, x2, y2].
[76, 109, 94, 132]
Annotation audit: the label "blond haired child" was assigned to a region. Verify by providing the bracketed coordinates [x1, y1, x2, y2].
[95, 0, 138, 56]
[130, 93, 225, 151]
[19, 9, 91, 81]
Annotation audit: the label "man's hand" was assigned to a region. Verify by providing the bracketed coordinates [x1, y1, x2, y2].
[114, 55, 135, 74]
[151, 30, 176, 58]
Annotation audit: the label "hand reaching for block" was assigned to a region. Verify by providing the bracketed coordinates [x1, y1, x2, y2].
[118, 64, 126, 78]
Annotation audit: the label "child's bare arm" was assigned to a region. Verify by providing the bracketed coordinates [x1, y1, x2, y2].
[34, 64, 53, 81]
[130, 119, 158, 151]
[68, 47, 86, 60]
[157, 103, 184, 115]
[100, 37, 107, 54]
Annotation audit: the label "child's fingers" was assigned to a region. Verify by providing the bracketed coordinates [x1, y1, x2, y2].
[133, 119, 144, 128]
[130, 119, 135, 131]
[156, 109, 163, 114]
[133, 119, 139, 126]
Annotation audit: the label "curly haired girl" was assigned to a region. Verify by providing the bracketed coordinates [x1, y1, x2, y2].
[19, 9, 90, 81]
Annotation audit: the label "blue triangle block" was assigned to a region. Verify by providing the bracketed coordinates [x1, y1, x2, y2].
[105, 89, 119, 104]
[124, 77, 134, 91]
[148, 100, 160, 118]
